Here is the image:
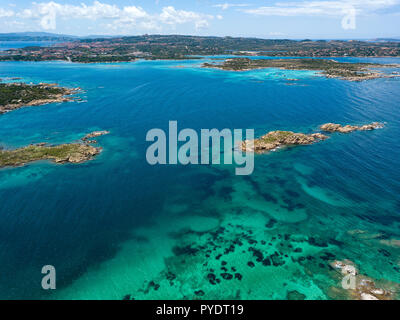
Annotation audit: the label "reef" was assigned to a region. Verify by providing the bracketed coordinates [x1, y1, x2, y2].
[320, 122, 384, 133]
[379, 239, 400, 249]
[0, 82, 79, 114]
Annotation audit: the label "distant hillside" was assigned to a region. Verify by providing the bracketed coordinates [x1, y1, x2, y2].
[0, 32, 77, 41]
[1, 34, 399, 62]
[369, 38, 400, 43]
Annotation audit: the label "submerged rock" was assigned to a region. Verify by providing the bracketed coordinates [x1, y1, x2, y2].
[380, 239, 400, 248]
[221, 273, 233, 280]
[194, 290, 205, 296]
[234, 273, 243, 280]
[287, 290, 306, 300]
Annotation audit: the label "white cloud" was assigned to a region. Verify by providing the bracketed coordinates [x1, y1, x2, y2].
[13, 1, 215, 31]
[213, 3, 250, 10]
[241, 0, 399, 30]
[19, 1, 121, 20]
[159, 6, 213, 29]
[123, 6, 148, 19]
[242, 0, 399, 17]
[0, 8, 14, 18]
[114, 6, 148, 27]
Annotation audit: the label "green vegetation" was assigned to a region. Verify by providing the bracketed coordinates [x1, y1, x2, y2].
[79, 36, 400, 58]
[0, 83, 66, 106]
[0, 83, 75, 114]
[259, 131, 295, 144]
[242, 130, 328, 153]
[70, 56, 136, 63]
[0, 143, 99, 168]
[203, 58, 395, 81]
[0, 35, 399, 63]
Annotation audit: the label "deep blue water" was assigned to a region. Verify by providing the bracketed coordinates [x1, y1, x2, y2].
[0, 59, 399, 299]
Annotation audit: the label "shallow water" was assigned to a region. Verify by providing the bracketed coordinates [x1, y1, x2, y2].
[0, 58, 399, 299]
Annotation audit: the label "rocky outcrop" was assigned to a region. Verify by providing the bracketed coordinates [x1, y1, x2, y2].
[242, 122, 384, 154]
[81, 131, 110, 142]
[0, 82, 80, 114]
[52, 144, 101, 164]
[320, 122, 384, 133]
[0, 130, 110, 168]
[331, 260, 358, 277]
[0, 143, 101, 168]
[241, 130, 328, 153]
[330, 260, 397, 300]
[0, 96, 72, 114]
[202, 58, 400, 81]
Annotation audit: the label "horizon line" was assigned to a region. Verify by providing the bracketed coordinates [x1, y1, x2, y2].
[1, 32, 400, 42]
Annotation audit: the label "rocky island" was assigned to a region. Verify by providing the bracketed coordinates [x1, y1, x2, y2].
[320, 122, 384, 133]
[241, 131, 328, 153]
[242, 122, 384, 153]
[81, 131, 111, 144]
[203, 58, 400, 81]
[0, 82, 79, 114]
[0, 131, 109, 168]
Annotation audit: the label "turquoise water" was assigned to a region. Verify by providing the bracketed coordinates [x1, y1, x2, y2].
[0, 58, 399, 299]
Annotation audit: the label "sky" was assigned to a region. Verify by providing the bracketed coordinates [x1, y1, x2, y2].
[0, 1, 399, 39]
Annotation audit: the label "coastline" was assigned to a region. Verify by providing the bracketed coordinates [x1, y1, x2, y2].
[0, 131, 109, 169]
[241, 123, 384, 153]
[202, 58, 400, 81]
[0, 82, 81, 114]
[0, 53, 399, 300]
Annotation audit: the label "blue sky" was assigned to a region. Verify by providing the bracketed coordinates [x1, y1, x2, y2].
[1, 1, 399, 39]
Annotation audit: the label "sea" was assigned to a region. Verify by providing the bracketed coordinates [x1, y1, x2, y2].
[0, 53, 399, 299]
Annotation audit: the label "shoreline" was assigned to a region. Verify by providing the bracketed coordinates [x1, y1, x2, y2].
[203, 64, 400, 82]
[241, 122, 384, 153]
[1, 54, 400, 65]
[0, 82, 81, 114]
[202, 58, 400, 81]
[0, 131, 109, 169]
